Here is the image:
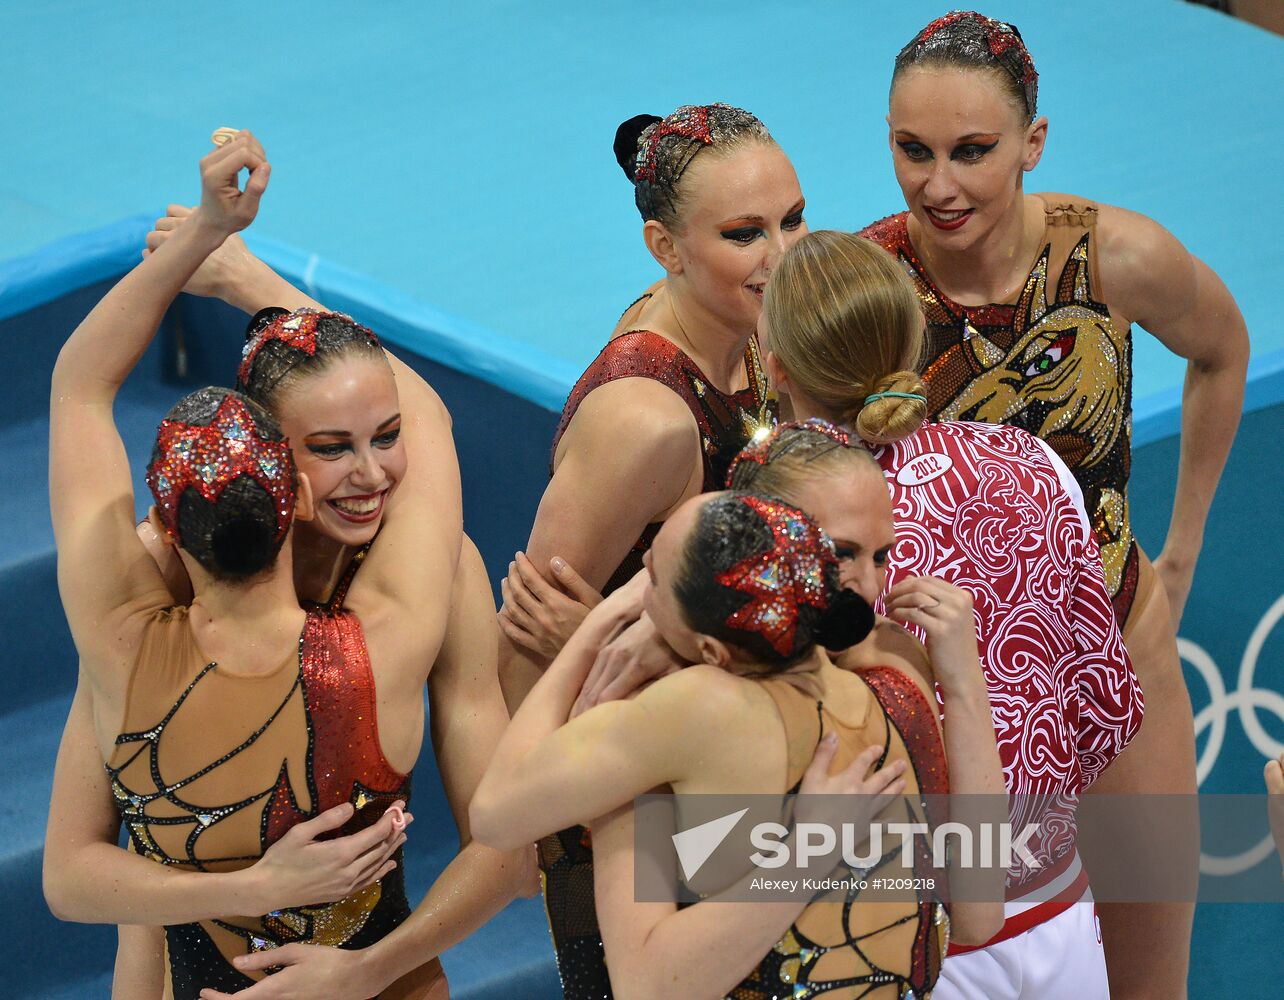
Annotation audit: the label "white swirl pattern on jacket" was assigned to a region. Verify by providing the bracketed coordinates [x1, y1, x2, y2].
[871, 421, 1144, 884]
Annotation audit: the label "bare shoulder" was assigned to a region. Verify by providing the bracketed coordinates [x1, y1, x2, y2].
[558, 376, 699, 462]
[632, 663, 770, 732]
[1093, 203, 1197, 322]
[612, 280, 668, 336]
[836, 619, 935, 702]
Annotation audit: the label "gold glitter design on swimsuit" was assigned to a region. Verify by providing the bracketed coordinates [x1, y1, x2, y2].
[861, 208, 1137, 620]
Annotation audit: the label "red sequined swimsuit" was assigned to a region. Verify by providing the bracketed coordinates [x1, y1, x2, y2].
[868, 421, 1143, 886]
[861, 203, 1140, 623]
[543, 324, 775, 998]
[551, 328, 775, 595]
[106, 596, 411, 1000]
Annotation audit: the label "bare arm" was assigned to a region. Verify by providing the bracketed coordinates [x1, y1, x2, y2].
[344, 331, 462, 670]
[841, 614, 1005, 944]
[593, 737, 908, 999]
[1099, 205, 1249, 626]
[43, 679, 405, 926]
[48, 143, 268, 666]
[112, 925, 165, 1000]
[592, 803, 809, 1000]
[474, 578, 723, 850]
[499, 380, 700, 707]
[146, 206, 459, 451]
[339, 538, 535, 992]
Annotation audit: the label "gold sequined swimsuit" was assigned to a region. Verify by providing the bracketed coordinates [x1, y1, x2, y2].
[860, 199, 1140, 622]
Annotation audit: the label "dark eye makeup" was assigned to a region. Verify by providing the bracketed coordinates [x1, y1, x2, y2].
[895, 139, 1000, 162]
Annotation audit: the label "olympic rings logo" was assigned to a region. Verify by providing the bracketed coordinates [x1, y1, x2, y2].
[1181, 593, 1284, 876]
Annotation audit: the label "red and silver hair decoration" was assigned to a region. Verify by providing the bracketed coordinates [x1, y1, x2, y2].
[716, 495, 836, 656]
[725, 418, 853, 487]
[146, 394, 296, 546]
[635, 105, 714, 183]
[916, 11, 1038, 110]
[237, 309, 379, 388]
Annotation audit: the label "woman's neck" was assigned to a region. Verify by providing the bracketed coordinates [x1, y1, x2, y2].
[291, 526, 356, 603]
[731, 646, 827, 682]
[908, 190, 1041, 305]
[663, 279, 753, 394]
[187, 559, 305, 671]
[781, 387, 844, 429]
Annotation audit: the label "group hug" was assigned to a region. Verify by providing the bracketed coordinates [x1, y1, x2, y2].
[44, 12, 1261, 1000]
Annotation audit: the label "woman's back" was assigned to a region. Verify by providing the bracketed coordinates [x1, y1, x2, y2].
[107, 603, 422, 998]
[659, 655, 948, 999]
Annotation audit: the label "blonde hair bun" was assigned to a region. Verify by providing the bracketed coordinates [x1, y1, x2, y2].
[852, 371, 927, 445]
[763, 231, 927, 446]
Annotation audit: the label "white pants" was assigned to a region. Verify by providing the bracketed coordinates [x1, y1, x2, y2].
[933, 903, 1109, 1000]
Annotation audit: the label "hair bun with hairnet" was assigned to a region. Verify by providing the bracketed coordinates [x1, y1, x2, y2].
[245, 307, 290, 343]
[614, 114, 662, 181]
[815, 588, 876, 652]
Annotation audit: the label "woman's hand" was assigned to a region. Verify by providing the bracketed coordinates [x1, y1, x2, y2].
[247, 802, 410, 913]
[884, 576, 982, 696]
[196, 937, 440, 999]
[145, 204, 263, 301]
[571, 613, 682, 717]
[192, 130, 269, 240]
[498, 552, 602, 659]
[794, 739, 907, 868]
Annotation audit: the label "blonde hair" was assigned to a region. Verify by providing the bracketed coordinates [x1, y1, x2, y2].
[763, 230, 927, 445]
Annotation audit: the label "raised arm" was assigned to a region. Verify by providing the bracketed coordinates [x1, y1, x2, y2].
[50, 138, 269, 668]
[145, 204, 460, 459]
[1098, 205, 1249, 626]
[343, 327, 462, 671]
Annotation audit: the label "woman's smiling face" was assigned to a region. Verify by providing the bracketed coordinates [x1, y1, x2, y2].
[275, 355, 406, 548]
[888, 65, 1045, 252]
[667, 142, 808, 330]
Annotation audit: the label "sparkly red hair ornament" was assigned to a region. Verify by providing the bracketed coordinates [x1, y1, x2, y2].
[716, 495, 835, 656]
[635, 105, 714, 183]
[915, 11, 1037, 99]
[237, 309, 379, 388]
[725, 418, 853, 487]
[146, 394, 296, 546]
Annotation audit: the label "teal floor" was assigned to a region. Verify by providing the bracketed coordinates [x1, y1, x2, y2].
[2, 0, 1281, 397]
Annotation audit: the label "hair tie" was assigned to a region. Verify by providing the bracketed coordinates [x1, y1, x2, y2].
[864, 391, 927, 405]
